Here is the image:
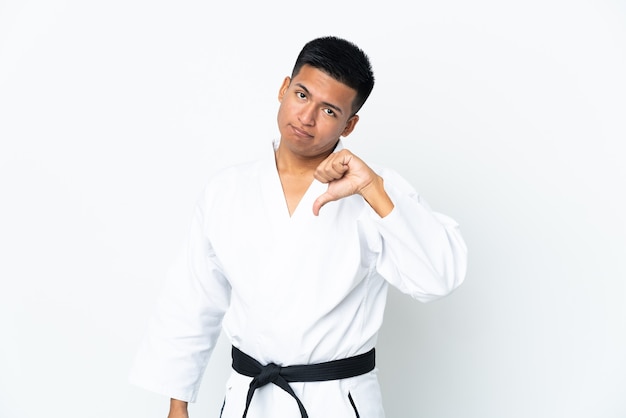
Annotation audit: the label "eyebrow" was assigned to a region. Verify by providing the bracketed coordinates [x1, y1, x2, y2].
[295, 83, 344, 115]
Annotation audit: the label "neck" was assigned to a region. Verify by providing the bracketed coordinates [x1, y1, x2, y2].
[274, 143, 337, 176]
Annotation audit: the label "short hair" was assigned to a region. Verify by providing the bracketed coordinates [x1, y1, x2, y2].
[291, 36, 375, 115]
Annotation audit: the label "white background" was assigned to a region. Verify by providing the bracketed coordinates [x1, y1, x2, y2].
[1, 1, 625, 417]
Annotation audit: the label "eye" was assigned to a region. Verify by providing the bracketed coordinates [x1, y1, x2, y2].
[323, 108, 336, 117]
[296, 91, 307, 100]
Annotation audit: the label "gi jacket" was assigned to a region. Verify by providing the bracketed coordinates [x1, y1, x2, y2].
[129, 139, 468, 417]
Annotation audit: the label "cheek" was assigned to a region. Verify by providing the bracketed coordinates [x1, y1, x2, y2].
[323, 120, 349, 137]
[315, 126, 345, 144]
[276, 103, 289, 124]
[278, 99, 296, 116]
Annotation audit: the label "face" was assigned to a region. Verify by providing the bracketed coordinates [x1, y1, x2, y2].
[276, 65, 359, 160]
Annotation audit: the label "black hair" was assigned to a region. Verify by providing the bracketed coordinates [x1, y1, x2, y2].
[291, 36, 375, 115]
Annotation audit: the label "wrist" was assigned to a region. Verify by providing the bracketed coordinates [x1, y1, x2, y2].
[360, 176, 394, 217]
[169, 398, 188, 415]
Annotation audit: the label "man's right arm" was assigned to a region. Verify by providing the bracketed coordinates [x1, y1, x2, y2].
[168, 398, 189, 418]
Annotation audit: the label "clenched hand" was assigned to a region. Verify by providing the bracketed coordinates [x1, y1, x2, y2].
[312, 149, 394, 217]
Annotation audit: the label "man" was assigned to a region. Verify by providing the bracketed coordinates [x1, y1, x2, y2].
[130, 36, 467, 418]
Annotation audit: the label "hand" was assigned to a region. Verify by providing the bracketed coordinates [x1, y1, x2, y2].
[167, 412, 188, 418]
[312, 149, 394, 217]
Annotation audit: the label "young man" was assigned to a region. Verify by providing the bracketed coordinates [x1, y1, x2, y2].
[130, 36, 467, 418]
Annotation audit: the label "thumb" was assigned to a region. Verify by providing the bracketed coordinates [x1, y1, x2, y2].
[312, 191, 336, 216]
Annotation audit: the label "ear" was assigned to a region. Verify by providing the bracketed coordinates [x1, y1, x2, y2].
[340, 114, 360, 137]
[278, 76, 291, 102]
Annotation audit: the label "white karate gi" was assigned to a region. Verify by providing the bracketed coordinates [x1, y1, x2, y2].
[129, 139, 467, 417]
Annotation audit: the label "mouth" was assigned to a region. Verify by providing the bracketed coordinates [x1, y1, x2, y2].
[290, 125, 313, 139]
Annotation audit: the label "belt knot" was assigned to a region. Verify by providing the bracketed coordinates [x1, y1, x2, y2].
[254, 362, 282, 387]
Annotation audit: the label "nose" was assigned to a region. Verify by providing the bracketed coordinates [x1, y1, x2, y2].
[298, 103, 316, 126]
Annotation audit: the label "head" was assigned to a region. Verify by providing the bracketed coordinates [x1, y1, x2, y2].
[275, 37, 375, 161]
[291, 36, 375, 116]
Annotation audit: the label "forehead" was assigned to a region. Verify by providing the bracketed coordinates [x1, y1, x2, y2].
[291, 65, 357, 109]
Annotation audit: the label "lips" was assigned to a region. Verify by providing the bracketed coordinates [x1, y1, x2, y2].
[291, 125, 313, 139]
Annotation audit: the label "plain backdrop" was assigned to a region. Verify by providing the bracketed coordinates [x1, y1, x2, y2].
[1, 1, 625, 417]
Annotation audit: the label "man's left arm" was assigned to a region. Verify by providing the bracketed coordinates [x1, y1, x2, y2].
[314, 148, 468, 302]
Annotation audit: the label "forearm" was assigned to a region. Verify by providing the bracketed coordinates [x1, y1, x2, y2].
[168, 398, 189, 418]
[375, 195, 467, 301]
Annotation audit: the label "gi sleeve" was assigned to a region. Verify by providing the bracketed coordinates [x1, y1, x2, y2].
[366, 168, 468, 302]
[128, 188, 231, 402]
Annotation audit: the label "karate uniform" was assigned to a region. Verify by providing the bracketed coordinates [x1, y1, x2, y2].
[129, 139, 467, 417]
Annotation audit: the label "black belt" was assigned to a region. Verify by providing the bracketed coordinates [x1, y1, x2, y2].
[231, 346, 376, 418]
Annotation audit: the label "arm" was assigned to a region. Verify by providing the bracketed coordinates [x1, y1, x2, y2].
[129, 186, 231, 403]
[366, 168, 467, 301]
[313, 148, 467, 301]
